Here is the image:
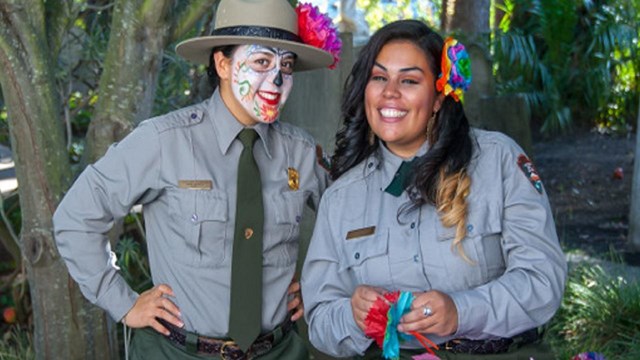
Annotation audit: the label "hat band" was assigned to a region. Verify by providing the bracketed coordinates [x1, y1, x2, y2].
[211, 26, 302, 44]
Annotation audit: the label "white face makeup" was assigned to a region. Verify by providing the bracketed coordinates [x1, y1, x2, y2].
[230, 44, 295, 124]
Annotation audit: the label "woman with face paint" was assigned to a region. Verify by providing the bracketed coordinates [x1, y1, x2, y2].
[301, 20, 566, 359]
[52, 0, 340, 359]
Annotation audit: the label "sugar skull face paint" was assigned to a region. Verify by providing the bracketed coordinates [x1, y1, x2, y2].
[231, 45, 295, 124]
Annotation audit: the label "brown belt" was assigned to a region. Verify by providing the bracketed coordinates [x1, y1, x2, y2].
[442, 327, 541, 354]
[158, 318, 294, 360]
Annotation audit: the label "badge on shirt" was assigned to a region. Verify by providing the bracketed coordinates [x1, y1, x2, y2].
[178, 180, 213, 190]
[288, 167, 300, 191]
[517, 155, 543, 194]
[346, 226, 376, 240]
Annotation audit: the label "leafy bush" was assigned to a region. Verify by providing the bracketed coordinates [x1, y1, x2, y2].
[494, 0, 638, 135]
[549, 264, 640, 359]
[0, 327, 34, 360]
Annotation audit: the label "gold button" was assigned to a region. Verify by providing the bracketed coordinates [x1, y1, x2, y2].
[244, 228, 254, 239]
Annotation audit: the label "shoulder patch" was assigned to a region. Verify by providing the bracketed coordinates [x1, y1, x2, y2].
[517, 154, 543, 194]
[316, 144, 331, 173]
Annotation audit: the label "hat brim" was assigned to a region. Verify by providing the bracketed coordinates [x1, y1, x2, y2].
[176, 36, 334, 71]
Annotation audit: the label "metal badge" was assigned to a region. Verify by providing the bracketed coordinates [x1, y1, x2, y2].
[288, 167, 299, 191]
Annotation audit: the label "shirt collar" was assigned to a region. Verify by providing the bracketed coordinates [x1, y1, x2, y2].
[209, 89, 273, 159]
[379, 140, 430, 189]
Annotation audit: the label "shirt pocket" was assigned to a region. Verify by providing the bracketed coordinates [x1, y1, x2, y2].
[338, 228, 393, 288]
[435, 203, 504, 289]
[167, 188, 228, 267]
[266, 191, 306, 267]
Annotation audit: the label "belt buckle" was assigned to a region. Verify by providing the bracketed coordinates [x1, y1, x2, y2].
[445, 339, 460, 351]
[220, 340, 242, 360]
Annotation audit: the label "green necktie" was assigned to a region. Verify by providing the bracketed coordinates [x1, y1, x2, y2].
[384, 160, 415, 197]
[229, 129, 264, 351]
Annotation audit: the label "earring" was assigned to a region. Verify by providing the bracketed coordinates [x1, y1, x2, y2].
[426, 112, 437, 143]
[368, 128, 376, 145]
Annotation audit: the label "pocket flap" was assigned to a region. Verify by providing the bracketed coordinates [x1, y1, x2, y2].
[435, 202, 502, 241]
[193, 190, 228, 222]
[273, 191, 306, 225]
[338, 228, 388, 272]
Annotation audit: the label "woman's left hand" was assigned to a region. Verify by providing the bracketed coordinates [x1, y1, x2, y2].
[287, 276, 304, 322]
[397, 290, 458, 337]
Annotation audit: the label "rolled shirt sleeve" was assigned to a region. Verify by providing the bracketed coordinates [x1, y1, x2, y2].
[53, 121, 161, 322]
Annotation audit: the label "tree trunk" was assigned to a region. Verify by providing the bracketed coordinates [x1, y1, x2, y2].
[0, 0, 219, 358]
[442, 0, 490, 35]
[84, 0, 220, 165]
[83, 0, 171, 165]
[0, 1, 118, 359]
[630, 96, 640, 249]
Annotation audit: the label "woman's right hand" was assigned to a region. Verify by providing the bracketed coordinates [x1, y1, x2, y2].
[122, 284, 183, 335]
[350, 285, 387, 331]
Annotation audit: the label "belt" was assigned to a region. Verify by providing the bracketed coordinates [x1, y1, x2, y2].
[442, 328, 541, 354]
[158, 318, 294, 360]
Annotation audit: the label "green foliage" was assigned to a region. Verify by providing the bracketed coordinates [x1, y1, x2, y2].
[0, 106, 8, 147]
[0, 327, 34, 360]
[115, 234, 152, 294]
[493, 0, 639, 135]
[115, 212, 152, 293]
[549, 265, 640, 359]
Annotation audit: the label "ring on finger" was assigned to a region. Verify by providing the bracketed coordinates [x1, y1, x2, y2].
[422, 306, 433, 317]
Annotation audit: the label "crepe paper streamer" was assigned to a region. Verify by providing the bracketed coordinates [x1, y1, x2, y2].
[364, 291, 440, 360]
[435, 37, 471, 102]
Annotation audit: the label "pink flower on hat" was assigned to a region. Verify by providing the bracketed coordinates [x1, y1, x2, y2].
[296, 3, 342, 69]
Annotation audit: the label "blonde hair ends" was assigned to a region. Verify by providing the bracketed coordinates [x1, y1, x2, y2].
[436, 169, 473, 263]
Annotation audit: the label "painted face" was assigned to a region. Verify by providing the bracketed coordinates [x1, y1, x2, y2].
[230, 44, 295, 124]
[365, 40, 443, 158]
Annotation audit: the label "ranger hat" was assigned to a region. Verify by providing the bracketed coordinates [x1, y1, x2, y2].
[176, 0, 337, 71]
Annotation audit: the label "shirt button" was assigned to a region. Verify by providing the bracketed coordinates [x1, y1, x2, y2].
[413, 254, 419, 262]
[190, 113, 197, 119]
[191, 214, 198, 222]
[467, 224, 474, 233]
[410, 222, 416, 229]
[368, 162, 374, 168]
[295, 215, 301, 223]
[354, 252, 360, 260]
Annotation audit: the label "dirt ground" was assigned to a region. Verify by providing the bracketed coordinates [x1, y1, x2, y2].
[532, 130, 639, 266]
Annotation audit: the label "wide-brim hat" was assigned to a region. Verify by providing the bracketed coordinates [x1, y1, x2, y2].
[176, 0, 334, 71]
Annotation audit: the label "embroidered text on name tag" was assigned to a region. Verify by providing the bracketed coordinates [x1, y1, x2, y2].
[346, 226, 376, 240]
[178, 180, 213, 190]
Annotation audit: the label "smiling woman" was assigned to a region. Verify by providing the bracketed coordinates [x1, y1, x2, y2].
[301, 19, 567, 359]
[364, 40, 443, 159]
[224, 45, 296, 125]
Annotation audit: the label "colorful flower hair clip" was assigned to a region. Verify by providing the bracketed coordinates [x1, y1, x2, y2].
[364, 291, 440, 360]
[436, 37, 472, 102]
[296, 3, 342, 69]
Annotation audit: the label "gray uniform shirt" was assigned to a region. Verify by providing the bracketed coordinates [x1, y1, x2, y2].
[301, 129, 567, 357]
[53, 90, 329, 337]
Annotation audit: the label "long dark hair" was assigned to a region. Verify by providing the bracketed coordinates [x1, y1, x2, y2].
[332, 19, 473, 211]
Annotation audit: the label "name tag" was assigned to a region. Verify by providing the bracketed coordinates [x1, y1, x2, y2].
[178, 180, 213, 190]
[346, 226, 376, 240]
